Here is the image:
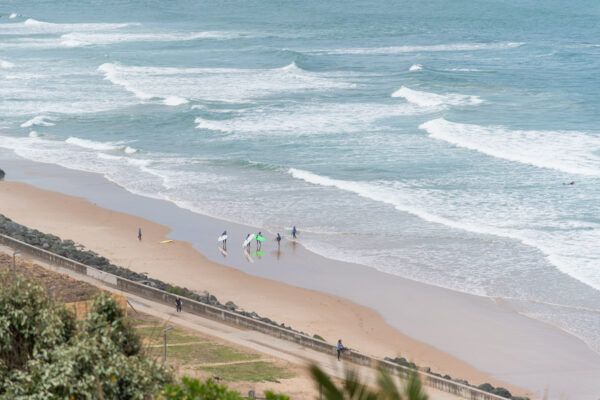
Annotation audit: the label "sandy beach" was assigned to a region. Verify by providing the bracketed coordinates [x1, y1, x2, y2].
[1, 151, 599, 399]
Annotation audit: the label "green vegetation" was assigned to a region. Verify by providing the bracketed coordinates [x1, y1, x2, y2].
[157, 377, 289, 400]
[137, 326, 200, 345]
[150, 343, 260, 364]
[0, 272, 170, 399]
[198, 361, 294, 383]
[311, 365, 428, 400]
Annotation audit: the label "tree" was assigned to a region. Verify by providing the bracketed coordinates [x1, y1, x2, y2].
[0, 273, 171, 399]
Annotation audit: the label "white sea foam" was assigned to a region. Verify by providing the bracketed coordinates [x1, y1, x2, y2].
[0, 59, 15, 68]
[392, 86, 483, 107]
[98, 62, 353, 104]
[66, 137, 121, 151]
[9, 13, 17, 19]
[0, 61, 15, 69]
[0, 18, 135, 35]
[288, 168, 600, 292]
[419, 118, 600, 176]
[20, 115, 57, 128]
[59, 31, 241, 47]
[409, 64, 422, 71]
[313, 42, 524, 55]
[194, 102, 431, 135]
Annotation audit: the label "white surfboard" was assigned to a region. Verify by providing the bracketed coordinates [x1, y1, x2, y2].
[218, 234, 228, 242]
[242, 234, 255, 248]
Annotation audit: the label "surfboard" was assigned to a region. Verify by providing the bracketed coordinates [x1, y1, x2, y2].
[160, 239, 174, 244]
[255, 235, 265, 242]
[218, 247, 228, 257]
[218, 234, 228, 242]
[242, 234, 255, 248]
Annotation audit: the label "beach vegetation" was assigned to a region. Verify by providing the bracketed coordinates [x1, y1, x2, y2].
[157, 377, 290, 400]
[310, 364, 428, 400]
[313, 334, 325, 341]
[0, 273, 171, 399]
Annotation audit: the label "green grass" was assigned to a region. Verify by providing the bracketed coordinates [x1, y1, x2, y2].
[136, 326, 202, 344]
[129, 317, 156, 326]
[198, 361, 294, 382]
[150, 343, 260, 364]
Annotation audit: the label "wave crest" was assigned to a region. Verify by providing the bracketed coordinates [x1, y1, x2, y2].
[392, 86, 483, 107]
[419, 118, 600, 176]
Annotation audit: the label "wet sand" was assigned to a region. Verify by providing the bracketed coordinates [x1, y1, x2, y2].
[1, 150, 599, 399]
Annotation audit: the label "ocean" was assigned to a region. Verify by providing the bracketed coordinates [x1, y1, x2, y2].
[1, 0, 599, 352]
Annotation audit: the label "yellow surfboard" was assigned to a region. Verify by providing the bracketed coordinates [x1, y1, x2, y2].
[160, 239, 174, 244]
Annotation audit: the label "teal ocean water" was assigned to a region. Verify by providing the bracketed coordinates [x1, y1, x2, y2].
[1, 1, 599, 351]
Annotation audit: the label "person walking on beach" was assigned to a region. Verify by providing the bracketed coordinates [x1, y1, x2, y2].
[337, 339, 345, 361]
[221, 230, 227, 247]
[175, 296, 182, 313]
[245, 234, 251, 248]
[276, 233, 281, 247]
[292, 226, 297, 239]
[256, 231, 262, 250]
[138, 228, 142, 241]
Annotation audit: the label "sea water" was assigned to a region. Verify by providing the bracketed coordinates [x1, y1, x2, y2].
[1, 0, 599, 352]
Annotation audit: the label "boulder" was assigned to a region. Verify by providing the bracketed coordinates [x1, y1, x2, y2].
[477, 383, 494, 393]
[491, 387, 511, 398]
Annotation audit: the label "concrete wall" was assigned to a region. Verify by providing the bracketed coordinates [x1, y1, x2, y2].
[0, 233, 510, 400]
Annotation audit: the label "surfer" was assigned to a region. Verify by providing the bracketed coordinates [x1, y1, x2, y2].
[563, 181, 575, 185]
[221, 230, 227, 247]
[292, 226, 297, 239]
[276, 233, 281, 247]
[245, 234, 252, 248]
[257, 231, 262, 250]
[138, 228, 142, 241]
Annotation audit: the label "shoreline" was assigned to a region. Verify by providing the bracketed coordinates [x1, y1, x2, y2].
[1, 150, 600, 399]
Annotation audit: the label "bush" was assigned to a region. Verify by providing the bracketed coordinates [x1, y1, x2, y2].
[0, 275, 171, 399]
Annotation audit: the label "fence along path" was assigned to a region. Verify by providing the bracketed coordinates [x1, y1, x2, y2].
[0, 233, 508, 400]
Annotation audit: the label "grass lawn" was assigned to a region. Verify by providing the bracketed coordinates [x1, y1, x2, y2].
[198, 361, 294, 383]
[149, 343, 260, 364]
[136, 326, 202, 345]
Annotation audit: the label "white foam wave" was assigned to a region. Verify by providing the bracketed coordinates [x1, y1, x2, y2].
[0, 18, 135, 35]
[0, 59, 15, 69]
[409, 64, 422, 71]
[9, 13, 17, 19]
[59, 31, 241, 47]
[392, 86, 483, 107]
[98, 62, 352, 104]
[66, 137, 120, 151]
[194, 101, 431, 135]
[124, 146, 137, 154]
[20, 115, 57, 128]
[314, 42, 524, 55]
[288, 168, 600, 292]
[420, 118, 600, 176]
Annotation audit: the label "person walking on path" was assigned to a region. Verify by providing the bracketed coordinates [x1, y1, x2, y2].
[175, 296, 182, 313]
[138, 228, 142, 241]
[292, 226, 297, 239]
[337, 339, 345, 361]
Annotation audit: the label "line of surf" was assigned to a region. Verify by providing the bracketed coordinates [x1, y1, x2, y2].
[311, 42, 524, 55]
[392, 86, 483, 107]
[420, 118, 600, 176]
[287, 167, 600, 292]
